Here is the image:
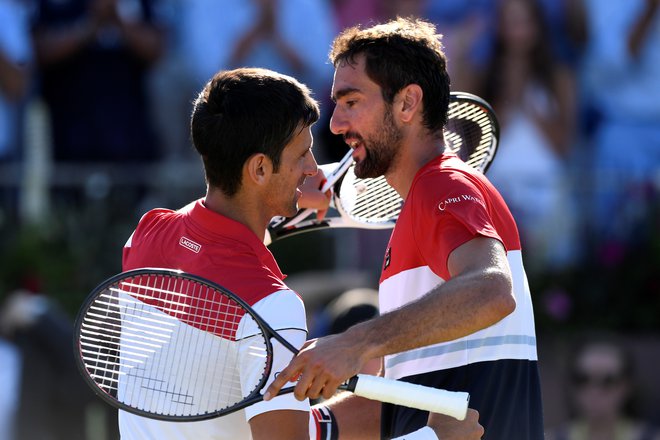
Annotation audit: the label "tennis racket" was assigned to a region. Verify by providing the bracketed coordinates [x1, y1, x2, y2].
[265, 91, 499, 245]
[74, 268, 469, 422]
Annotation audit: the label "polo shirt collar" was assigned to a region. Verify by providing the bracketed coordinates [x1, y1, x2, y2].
[185, 198, 285, 280]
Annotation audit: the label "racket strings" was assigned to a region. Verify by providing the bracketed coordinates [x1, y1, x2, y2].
[445, 104, 495, 173]
[340, 175, 402, 222]
[336, 99, 496, 226]
[78, 274, 270, 417]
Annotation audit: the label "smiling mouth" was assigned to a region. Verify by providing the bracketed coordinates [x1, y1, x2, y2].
[344, 132, 362, 149]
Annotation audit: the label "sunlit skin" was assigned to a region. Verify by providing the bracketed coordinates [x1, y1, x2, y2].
[265, 125, 319, 219]
[328, 54, 445, 200]
[262, 24, 512, 440]
[329, 57, 404, 179]
[265, 54, 515, 407]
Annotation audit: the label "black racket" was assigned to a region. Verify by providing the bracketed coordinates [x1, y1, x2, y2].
[74, 268, 469, 422]
[265, 91, 499, 245]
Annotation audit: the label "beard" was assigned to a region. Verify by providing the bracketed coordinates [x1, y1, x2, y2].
[352, 106, 403, 179]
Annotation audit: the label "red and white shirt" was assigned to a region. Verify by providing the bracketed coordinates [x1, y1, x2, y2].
[119, 199, 309, 440]
[379, 154, 538, 379]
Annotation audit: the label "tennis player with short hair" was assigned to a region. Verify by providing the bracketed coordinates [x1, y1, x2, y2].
[266, 17, 545, 440]
[120, 67, 482, 439]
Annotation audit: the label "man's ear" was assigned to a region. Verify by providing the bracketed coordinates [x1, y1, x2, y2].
[244, 153, 273, 187]
[397, 84, 423, 124]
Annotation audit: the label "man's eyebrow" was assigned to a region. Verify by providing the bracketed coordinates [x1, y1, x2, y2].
[331, 87, 360, 103]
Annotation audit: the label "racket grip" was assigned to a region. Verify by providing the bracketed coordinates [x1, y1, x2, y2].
[349, 374, 469, 421]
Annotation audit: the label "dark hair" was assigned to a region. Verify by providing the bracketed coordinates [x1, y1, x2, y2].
[483, 0, 558, 104]
[191, 68, 320, 196]
[329, 17, 451, 135]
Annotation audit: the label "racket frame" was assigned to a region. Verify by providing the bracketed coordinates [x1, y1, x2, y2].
[74, 268, 298, 421]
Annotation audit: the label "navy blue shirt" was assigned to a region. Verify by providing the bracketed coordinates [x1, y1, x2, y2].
[381, 359, 544, 439]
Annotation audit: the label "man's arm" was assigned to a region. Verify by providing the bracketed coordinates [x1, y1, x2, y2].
[265, 236, 515, 401]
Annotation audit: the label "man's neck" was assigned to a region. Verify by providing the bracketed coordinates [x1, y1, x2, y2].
[203, 187, 269, 241]
[386, 136, 445, 200]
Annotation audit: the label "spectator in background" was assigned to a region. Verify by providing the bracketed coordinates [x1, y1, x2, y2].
[547, 333, 660, 440]
[423, 0, 587, 94]
[179, 0, 337, 162]
[423, 0, 495, 93]
[30, 0, 166, 164]
[476, 0, 579, 272]
[0, 332, 20, 440]
[579, 0, 660, 261]
[0, 0, 32, 221]
[0, 288, 102, 440]
[536, 0, 587, 68]
[0, 0, 31, 163]
[145, 0, 197, 166]
[330, 0, 380, 30]
[180, 0, 335, 107]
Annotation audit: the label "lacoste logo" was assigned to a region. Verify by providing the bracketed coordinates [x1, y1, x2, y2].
[179, 236, 201, 253]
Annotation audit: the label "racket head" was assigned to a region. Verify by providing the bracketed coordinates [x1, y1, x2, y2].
[332, 92, 499, 227]
[444, 91, 499, 173]
[73, 268, 275, 421]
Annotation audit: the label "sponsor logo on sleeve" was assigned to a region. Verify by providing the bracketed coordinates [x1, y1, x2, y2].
[179, 236, 202, 253]
[438, 194, 486, 211]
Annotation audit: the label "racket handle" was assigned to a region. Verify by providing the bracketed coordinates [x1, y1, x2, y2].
[348, 374, 469, 421]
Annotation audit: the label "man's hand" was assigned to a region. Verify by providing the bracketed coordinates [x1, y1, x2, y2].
[298, 170, 331, 220]
[264, 332, 368, 401]
[427, 409, 483, 440]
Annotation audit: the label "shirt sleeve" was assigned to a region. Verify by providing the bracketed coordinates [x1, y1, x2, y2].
[413, 171, 502, 279]
[240, 290, 310, 421]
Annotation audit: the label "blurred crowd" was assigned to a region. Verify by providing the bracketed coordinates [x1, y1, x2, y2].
[0, 0, 659, 438]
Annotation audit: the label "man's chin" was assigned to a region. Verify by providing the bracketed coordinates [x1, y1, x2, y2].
[286, 202, 300, 218]
[355, 162, 382, 179]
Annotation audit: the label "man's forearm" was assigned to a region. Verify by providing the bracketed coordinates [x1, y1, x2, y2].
[346, 266, 514, 360]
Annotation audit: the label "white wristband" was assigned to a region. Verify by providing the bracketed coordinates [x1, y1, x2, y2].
[309, 406, 338, 440]
[391, 426, 439, 440]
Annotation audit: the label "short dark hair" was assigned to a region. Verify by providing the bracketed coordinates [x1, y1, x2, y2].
[329, 17, 450, 134]
[191, 68, 320, 196]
